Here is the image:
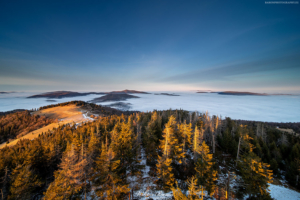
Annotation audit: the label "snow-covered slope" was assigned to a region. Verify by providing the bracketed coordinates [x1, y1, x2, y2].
[269, 184, 300, 200]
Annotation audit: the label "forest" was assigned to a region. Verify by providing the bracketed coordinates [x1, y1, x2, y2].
[0, 111, 54, 143]
[0, 106, 300, 200]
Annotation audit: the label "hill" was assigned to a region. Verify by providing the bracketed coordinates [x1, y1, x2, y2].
[33, 104, 83, 120]
[109, 89, 150, 94]
[27, 91, 105, 99]
[38, 100, 137, 116]
[218, 91, 268, 96]
[0, 105, 89, 149]
[90, 93, 140, 103]
[27, 89, 149, 99]
[196, 91, 209, 93]
[0, 101, 138, 149]
[154, 93, 180, 96]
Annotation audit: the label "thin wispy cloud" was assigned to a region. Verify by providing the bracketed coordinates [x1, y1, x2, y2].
[0, 1, 299, 92]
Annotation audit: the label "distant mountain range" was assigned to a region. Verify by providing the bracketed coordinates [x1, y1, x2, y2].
[26, 90, 293, 100]
[109, 89, 150, 94]
[218, 91, 268, 96]
[27, 91, 106, 99]
[27, 90, 149, 99]
[0, 92, 15, 94]
[90, 93, 140, 103]
[196, 91, 292, 96]
[154, 93, 180, 96]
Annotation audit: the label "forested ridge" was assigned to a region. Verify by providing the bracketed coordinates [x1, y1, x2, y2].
[0, 111, 54, 143]
[0, 108, 299, 199]
[0, 110, 26, 117]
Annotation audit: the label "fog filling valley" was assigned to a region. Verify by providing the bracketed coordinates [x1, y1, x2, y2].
[1, 92, 299, 122]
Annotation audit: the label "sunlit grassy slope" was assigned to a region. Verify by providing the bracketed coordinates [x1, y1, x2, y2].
[33, 104, 82, 120]
[0, 105, 92, 149]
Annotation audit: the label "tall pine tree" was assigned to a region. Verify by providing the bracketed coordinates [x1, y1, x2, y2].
[194, 141, 217, 198]
[9, 165, 42, 200]
[91, 143, 130, 199]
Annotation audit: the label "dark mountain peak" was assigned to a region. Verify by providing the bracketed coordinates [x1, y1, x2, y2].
[90, 93, 140, 103]
[218, 91, 268, 96]
[27, 90, 149, 99]
[27, 91, 105, 99]
[109, 89, 150, 94]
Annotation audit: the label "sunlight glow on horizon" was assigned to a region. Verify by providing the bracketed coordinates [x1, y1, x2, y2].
[0, 1, 299, 93]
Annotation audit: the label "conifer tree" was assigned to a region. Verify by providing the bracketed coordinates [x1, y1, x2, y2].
[44, 144, 88, 199]
[156, 116, 183, 190]
[219, 128, 237, 154]
[143, 111, 162, 164]
[237, 127, 273, 198]
[72, 133, 83, 155]
[87, 129, 100, 159]
[178, 121, 193, 175]
[178, 121, 192, 155]
[159, 116, 184, 163]
[194, 141, 217, 198]
[239, 151, 273, 198]
[172, 176, 202, 200]
[9, 165, 42, 200]
[156, 155, 174, 190]
[25, 141, 47, 179]
[45, 142, 62, 185]
[0, 166, 9, 200]
[92, 143, 130, 199]
[111, 119, 139, 178]
[193, 126, 203, 161]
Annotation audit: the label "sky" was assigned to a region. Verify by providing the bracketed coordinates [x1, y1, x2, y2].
[0, 0, 299, 93]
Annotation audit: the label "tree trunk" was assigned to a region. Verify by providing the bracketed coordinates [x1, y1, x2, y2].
[213, 135, 215, 154]
[236, 137, 241, 166]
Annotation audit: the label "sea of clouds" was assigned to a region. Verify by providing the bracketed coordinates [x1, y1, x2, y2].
[1, 92, 299, 122]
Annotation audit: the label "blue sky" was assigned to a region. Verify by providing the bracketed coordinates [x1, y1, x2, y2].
[0, 0, 299, 93]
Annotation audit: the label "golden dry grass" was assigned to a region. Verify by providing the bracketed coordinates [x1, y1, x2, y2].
[0, 105, 93, 149]
[33, 104, 82, 119]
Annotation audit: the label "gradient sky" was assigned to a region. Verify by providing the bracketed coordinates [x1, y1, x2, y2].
[0, 0, 300, 93]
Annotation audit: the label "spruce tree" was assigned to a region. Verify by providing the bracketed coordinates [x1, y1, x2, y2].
[44, 144, 88, 199]
[111, 119, 139, 180]
[193, 126, 203, 161]
[0, 166, 9, 200]
[159, 116, 184, 164]
[239, 151, 273, 198]
[194, 141, 217, 198]
[143, 111, 162, 164]
[238, 134, 273, 198]
[178, 121, 193, 177]
[87, 129, 100, 159]
[92, 143, 130, 199]
[178, 121, 192, 160]
[9, 165, 42, 200]
[172, 176, 202, 200]
[156, 116, 183, 190]
[156, 155, 174, 190]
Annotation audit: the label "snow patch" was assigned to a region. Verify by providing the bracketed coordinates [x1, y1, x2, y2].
[268, 184, 300, 200]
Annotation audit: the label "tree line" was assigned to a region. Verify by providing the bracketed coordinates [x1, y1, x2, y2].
[38, 100, 136, 116]
[0, 111, 54, 144]
[0, 108, 299, 199]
